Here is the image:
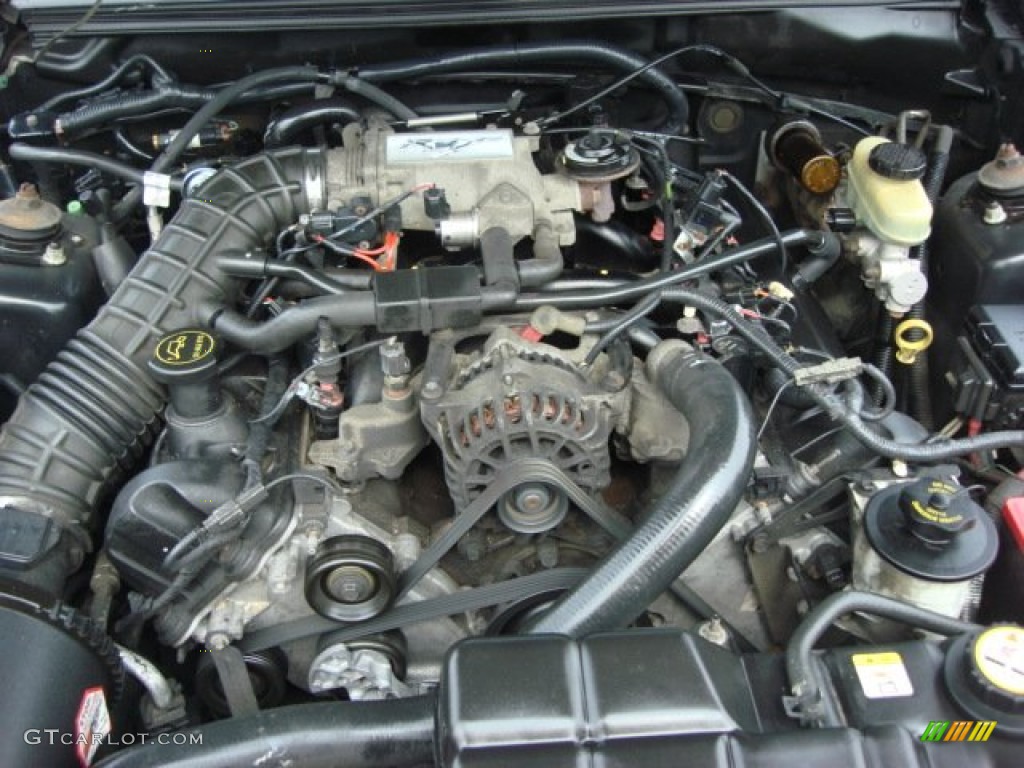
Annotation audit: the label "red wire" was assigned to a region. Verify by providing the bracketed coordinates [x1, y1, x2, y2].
[353, 231, 401, 271]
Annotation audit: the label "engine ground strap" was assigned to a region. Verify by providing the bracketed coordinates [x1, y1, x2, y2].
[396, 457, 631, 599]
[239, 566, 589, 653]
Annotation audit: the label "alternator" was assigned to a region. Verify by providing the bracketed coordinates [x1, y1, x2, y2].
[420, 329, 627, 531]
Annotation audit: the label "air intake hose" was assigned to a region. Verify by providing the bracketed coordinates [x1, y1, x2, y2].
[527, 339, 756, 637]
[0, 147, 325, 596]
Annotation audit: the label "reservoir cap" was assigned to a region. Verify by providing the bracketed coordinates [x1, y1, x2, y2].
[945, 625, 1024, 735]
[864, 479, 998, 582]
[868, 142, 927, 181]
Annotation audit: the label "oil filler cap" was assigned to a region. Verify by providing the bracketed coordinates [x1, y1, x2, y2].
[149, 329, 218, 381]
[148, 329, 223, 420]
[868, 142, 927, 181]
[863, 479, 998, 581]
[945, 625, 1024, 736]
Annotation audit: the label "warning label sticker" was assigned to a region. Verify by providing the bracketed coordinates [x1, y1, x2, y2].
[75, 686, 111, 767]
[851, 651, 914, 699]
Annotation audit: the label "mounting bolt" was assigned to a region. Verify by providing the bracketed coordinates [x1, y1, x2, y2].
[42, 241, 66, 266]
[421, 380, 442, 400]
[984, 201, 1007, 226]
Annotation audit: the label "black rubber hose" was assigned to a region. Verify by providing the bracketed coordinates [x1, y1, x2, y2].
[480, 227, 520, 293]
[335, 75, 420, 121]
[656, 286, 1024, 462]
[94, 695, 436, 768]
[112, 66, 323, 221]
[215, 252, 373, 292]
[0, 147, 325, 596]
[8, 143, 184, 191]
[212, 221, 560, 353]
[518, 222, 565, 288]
[513, 229, 828, 311]
[786, 590, 978, 727]
[906, 125, 953, 430]
[790, 232, 841, 290]
[264, 97, 362, 148]
[58, 80, 322, 136]
[527, 340, 756, 637]
[357, 41, 689, 135]
[203, 293, 377, 354]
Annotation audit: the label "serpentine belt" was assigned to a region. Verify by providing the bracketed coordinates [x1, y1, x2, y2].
[396, 457, 632, 599]
[239, 566, 589, 652]
[240, 459, 631, 652]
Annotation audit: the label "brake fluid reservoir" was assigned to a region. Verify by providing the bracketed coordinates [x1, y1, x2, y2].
[846, 136, 933, 245]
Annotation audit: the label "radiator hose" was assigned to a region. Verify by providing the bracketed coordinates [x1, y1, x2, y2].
[0, 147, 326, 596]
[527, 339, 756, 637]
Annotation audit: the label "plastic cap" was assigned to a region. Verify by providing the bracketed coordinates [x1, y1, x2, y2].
[148, 329, 219, 382]
[899, 478, 973, 546]
[868, 142, 927, 181]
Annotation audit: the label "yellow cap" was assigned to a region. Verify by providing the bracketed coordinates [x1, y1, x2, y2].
[801, 155, 842, 195]
[974, 626, 1024, 696]
[893, 318, 933, 364]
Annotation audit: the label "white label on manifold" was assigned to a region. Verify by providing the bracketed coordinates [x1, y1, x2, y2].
[386, 130, 514, 163]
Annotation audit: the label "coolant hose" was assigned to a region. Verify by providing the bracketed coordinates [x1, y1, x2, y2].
[786, 590, 978, 727]
[358, 41, 689, 135]
[203, 293, 377, 353]
[0, 147, 326, 595]
[519, 221, 565, 288]
[94, 695, 436, 768]
[527, 339, 756, 637]
[264, 97, 362, 147]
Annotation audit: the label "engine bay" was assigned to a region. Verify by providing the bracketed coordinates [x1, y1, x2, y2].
[0, 2, 1023, 766]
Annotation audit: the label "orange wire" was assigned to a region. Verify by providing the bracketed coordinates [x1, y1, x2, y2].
[350, 251, 383, 271]
[353, 231, 401, 271]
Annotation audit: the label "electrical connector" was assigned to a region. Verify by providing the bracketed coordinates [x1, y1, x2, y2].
[793, 357, 864, 387]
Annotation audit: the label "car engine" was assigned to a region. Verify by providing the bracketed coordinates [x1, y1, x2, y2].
[0, 1, 1022, 766]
